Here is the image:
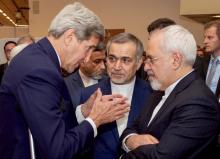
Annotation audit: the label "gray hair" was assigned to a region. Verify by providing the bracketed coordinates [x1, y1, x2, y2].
[106, 33, 144, 60]
[48, 2, 105, 41]
[17, 35, 35, 45]
[159, 25, 197, 66]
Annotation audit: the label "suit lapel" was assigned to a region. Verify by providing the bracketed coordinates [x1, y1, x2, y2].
[148, 71, 196, 128]
[38, 37, 60, 72]
[128, 78, 145, 127]
[142, 91, 165, 132]
[216, 79, 220, 97]
[99, 78, 111, 95]
[203, 55, 211, 77]
[99, 79, 120, 141]
[202, 55, 220, 97]
[72, 70, 85, 87]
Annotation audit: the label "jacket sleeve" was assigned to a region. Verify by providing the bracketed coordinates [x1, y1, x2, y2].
[15, 68, 94, 159]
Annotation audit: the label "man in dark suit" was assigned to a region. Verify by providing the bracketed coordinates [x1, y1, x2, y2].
[0, 41, 16, 83]
[0, 2, 129, 159]
[75, 33, 152, 159]
[65, 42, 106, 107]
[194, 20, 220, 100]
[121, 25, 220, 159]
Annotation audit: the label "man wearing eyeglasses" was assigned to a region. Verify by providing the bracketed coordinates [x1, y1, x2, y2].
[74, 33, 152, 159]
[65, 42, 107, 107]
[120, 25, 220, 159]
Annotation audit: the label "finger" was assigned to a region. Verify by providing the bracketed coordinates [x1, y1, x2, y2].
[111, 94, 124, 98]
[113, 97, 128, 105]
[109, 105, 130, 117]
[90, 89, 99, 100]
[148, 135, 159, 144]
[95, 88, 102, 102]
[101, 94, 123, 102]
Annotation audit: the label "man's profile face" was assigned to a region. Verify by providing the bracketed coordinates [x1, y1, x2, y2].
[80, 50, 106, 79]
[4, 43, 16, 61]
[106, 42, 141, 85]
[144, 33, 172, 90]
[204, 26, 220, 53]
[62, 33, 100, 73]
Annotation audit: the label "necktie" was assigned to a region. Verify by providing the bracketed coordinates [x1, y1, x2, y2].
[206, 58, 218, 87]
[147, 91, 165, 126]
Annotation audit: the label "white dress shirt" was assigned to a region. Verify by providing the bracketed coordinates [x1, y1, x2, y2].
[79, 69, 99, 87]
[111, 77, 136, 136]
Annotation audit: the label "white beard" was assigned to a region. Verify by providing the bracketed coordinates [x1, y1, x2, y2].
[149, 78, 162, 90]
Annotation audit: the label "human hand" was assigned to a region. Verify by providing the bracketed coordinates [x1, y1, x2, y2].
[81, 89, 99, 118]
[88, 88, 130, 127]
[126, 134, 159, 150]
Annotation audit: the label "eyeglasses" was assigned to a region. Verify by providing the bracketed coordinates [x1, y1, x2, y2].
[144, 55, 162, 65]
[106, 55, 134, 65]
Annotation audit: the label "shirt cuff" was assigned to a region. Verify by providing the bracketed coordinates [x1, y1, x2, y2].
[75, 104, 85, 123]
[85, 117, 98, 137]
[122, 133, 138, 152]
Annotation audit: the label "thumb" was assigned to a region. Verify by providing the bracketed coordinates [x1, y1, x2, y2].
[90, 89, 99, 100]
[95, 88, 102, 102]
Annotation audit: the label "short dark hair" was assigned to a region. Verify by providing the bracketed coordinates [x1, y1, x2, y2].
[147, 18, 176, 33]
[204, 20, 220, 39]
[3, 41, 17, 51]
[94, 41, 106, 52]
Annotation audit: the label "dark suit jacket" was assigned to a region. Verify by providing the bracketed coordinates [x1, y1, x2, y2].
[78, 78, 152, 159]
[194, 54, 220, 98]
[0, 62, 7, 84]
[64, 70, 85, 107]
[121, 71, 220, 159]
[0, 38, 95, 159]
[64, 70, 107, 108]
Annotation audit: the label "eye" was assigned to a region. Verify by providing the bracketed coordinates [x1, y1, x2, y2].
[93, 59, 103, 64]
[145, 55, 153, 60]
[107, 56, 116, 63]
[121, 57, 132, 64]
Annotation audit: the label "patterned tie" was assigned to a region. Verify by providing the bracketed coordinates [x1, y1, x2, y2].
[206, 58, 218, 87]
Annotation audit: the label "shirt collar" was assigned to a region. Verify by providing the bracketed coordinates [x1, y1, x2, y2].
[111, 76, 136, 91]
[164, 70, 194, 97]
[211, 54, 220, 62]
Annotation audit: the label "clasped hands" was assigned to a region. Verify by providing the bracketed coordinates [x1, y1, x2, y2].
[81, 88, 130, 127]
[125, 134, 159, 150]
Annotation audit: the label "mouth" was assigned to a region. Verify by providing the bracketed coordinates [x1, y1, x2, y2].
[147, 72, 155, 81]
[111, 73, 124, 78]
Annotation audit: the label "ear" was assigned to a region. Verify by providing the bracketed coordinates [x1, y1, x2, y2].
[63, 28, 75, 46]
[172, 52, 182, 70]
[136, 57, 143, 71]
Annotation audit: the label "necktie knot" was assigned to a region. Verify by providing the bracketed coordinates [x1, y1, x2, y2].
[212, 58, 218, 65]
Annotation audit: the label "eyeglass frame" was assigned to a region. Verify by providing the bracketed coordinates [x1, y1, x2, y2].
[144, 55, 163, 65]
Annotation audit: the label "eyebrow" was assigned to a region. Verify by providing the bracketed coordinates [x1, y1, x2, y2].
[108, 54, 131, 59]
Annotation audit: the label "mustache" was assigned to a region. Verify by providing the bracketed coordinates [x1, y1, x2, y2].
[147, 70, 154, 76]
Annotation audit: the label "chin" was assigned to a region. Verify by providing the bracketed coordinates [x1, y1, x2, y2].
[149, 79, 162, 90]
[111, 79, 125, 85]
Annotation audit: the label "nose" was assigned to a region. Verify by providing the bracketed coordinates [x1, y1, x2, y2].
[100, 61, 105, 70]
[144, 62, 151, 72]
[203, 37, 208, 44]
[114, 60, 122, 70]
